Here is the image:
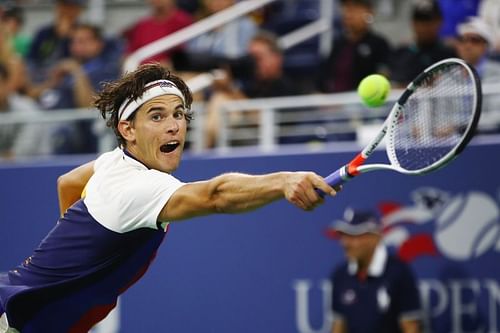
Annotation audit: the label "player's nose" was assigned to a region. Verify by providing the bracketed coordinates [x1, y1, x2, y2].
[165, 116, 179, 134]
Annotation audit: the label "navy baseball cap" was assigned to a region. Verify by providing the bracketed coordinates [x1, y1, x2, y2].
[328, 207, 381, 237]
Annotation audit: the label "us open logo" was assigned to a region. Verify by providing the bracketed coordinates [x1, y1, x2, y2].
[381, 187, 500, 262]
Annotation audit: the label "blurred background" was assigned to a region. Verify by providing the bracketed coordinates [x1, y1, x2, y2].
[0, 0, 499, 332]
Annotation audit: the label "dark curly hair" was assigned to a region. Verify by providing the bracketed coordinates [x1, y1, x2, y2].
[95, 63, 193, 147]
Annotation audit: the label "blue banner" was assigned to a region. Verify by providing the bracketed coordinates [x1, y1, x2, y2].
[0, 142, 499, 333]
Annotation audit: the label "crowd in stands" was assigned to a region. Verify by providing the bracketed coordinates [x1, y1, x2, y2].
[0, 0, 499, 158]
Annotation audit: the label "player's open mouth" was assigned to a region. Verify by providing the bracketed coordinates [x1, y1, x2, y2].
[160, 141, 180, 153]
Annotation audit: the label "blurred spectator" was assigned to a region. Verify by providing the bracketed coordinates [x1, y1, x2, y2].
[479, 0, 500, 56]
[27, 0, 86, 83]
[1, 6, 31, 58]
[123, 0, 193, 66]
[390, 0, 456, 86]
[177, 0, 201, 14]
[456, 17, 500, 82]
[0, 63, 18, 158]
[0, 22, 27, 94]
[0, 63, 45, 159]
[438, 0, 480, 47]
[456, 17, 500, 134]
[29, 23, 121, 154]
[32, 23, 120, 110]
[187, 0, 258, 60]
[204, 30, 301, 148]
[327, 207, 422, 333]
[317, 0, 391, 93]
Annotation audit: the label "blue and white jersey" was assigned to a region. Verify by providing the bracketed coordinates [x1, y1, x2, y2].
[0, 148, 184, 333]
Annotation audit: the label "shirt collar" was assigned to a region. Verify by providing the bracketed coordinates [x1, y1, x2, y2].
[347, 243, 388, 277]
[122, 148, 149, 170]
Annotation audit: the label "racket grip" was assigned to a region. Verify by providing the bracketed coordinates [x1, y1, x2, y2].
[324, 169, 346, 187]
[316, 167, 350, 197]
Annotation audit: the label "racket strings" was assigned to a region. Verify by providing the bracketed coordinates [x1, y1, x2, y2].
[391, 64, 475, 171]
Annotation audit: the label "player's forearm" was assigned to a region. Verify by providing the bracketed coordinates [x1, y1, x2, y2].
[208, 172, 288, 213]
[162, 172, 290, 221]
[163, 171, 333, 221]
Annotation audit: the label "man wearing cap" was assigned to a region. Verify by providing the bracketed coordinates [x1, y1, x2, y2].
[0, 63, 338, 333]
[390, 0, 456, 86]
[329, 208, 421, 333]
[456, 17, 500, 83]
[456, 17, 500, 133]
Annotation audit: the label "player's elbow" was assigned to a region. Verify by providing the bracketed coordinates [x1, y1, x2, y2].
[57, 173, 71, 193]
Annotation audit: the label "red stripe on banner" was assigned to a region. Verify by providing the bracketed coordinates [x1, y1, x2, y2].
[378, 201, 402, 217]
[398, 234, 438, 262]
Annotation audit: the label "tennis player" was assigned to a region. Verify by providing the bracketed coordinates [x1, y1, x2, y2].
[0, 63, 337, 333]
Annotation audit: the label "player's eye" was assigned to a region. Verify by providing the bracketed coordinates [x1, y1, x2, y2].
[151, 113, 162, 121]
[174, 110, 185, 119]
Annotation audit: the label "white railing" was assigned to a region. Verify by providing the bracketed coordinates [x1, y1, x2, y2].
[1, 83, 499, 158]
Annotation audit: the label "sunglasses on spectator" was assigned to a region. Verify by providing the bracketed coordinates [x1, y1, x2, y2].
[458, 35, 487, 44]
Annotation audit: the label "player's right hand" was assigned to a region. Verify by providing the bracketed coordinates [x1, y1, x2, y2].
[283, 172, 337, 211]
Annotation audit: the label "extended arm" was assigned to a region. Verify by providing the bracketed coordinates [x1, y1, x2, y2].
[161, 171, 336, 221]
[57, 161, 95, 216]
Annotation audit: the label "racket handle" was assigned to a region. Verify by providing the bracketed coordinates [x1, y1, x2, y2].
[316, 167, 351, 197]
[324, 169, 346, 187]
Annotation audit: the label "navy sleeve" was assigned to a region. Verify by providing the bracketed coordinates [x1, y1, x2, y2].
[331, 267, 345, 317]
[395, 261, 422, 319]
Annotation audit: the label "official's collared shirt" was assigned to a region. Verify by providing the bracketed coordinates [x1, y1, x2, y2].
[331, 245, 421, 333]
[0, 148, 184, 333]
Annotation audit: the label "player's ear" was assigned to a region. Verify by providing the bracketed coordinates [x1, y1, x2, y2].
[118, 120, 135, 143]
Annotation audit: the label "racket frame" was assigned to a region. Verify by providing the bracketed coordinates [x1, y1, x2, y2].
[324, 58, 482, 188]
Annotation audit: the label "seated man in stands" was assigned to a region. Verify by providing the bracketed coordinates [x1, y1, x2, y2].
[27, 0, 86, 83]
[203, 30, 301, 148]
[187, 0, 258, 60]
[390, 0, 456, 86]
[317, 0, 391, 93]
[123, 0, 193, 66]
[29, 23, 122, 154]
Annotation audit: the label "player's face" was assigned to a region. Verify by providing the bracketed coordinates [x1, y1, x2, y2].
[339, 232, 379, 264]
[121, 95, 188, 173]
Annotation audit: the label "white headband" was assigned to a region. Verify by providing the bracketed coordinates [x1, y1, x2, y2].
[118, 80, 186, 120]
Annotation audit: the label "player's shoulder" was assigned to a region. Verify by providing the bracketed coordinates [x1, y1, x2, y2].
[94, 147, 123, 170]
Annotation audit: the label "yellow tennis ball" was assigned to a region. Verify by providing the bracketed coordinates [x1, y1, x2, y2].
[357, 74, 391, 107]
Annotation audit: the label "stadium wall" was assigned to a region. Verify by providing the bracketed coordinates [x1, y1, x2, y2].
[0, 141, 499, 333]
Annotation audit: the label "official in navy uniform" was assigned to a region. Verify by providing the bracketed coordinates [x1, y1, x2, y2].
[329, 208, 422, 333]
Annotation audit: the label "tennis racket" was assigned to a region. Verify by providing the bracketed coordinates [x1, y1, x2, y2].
[322, 58, 482, 190]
